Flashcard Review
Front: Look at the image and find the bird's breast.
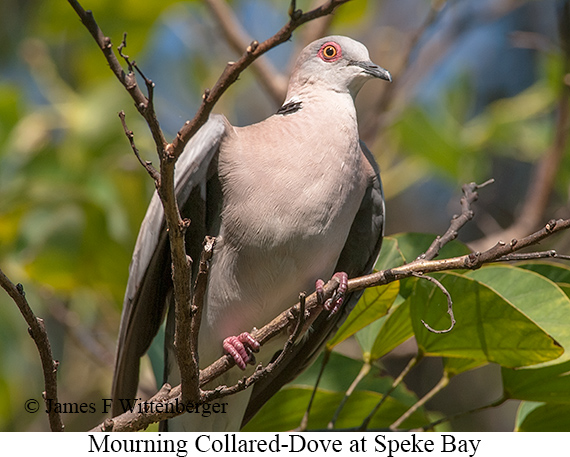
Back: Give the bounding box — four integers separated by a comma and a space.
200, 108, 368, 365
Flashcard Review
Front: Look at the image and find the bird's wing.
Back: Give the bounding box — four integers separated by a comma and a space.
242, 140, 384, 426
111, 114, 227, 416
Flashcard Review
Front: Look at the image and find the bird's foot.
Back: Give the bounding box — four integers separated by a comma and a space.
316, 272, 348, 316
222, 332, 261, 370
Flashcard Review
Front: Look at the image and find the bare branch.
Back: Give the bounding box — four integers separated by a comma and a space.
495, 250, 570, 262
0, 270, 64, 432
420, 179, 494, 261
118, 111, 160, 182
349, 218, 570, 294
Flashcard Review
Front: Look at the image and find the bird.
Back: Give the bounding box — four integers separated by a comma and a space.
111, 35, 390, 431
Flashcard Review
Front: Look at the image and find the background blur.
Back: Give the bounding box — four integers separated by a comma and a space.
0, 0, 568, 431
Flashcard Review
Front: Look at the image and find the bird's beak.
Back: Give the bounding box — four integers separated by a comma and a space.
351, 60, 392, 82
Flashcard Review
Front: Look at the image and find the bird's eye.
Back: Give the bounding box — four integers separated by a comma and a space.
324, 45, 336, 58
318, 42, 341, 62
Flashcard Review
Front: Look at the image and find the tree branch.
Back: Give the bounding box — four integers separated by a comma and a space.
420, 179, 494, 261
0, 269, 64, 432
88, 213, 570, 431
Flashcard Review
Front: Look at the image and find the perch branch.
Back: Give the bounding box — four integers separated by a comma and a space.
90, 214, 570, 431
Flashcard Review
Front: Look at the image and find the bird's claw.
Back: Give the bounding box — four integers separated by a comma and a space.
223, 332, 260, 370
316, 272, 348, 316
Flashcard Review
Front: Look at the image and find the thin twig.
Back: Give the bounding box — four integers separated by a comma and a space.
358, 354, 421, 431
327, 361, 371, 429
118, 111, 160, 182
413, 273, 455, 334
67, 1, 166, 149
293, 348, 331, 432
390, 373, 449, 430
361, 0, 447, 143
495, 250, 570, 262
413, 396, 508, 432
420, 179, 494, 261
0, 270, 64, 432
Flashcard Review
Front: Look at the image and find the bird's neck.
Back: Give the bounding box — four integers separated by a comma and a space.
281, 86, 358, 123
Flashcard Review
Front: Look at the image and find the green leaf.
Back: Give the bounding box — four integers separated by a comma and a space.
502, 360, 570, 403
443, 357, 487, 377
411, 272, 563, 367
327, 281, 399, 349
243, 387, 429, 431
354, 317, 387, 358
466, 265, 570, 366
369, 298, 414, 361
374, 236, 406, 270
294, 352, 423, 407
515, 401, 570, 432
516, 261, 570, 285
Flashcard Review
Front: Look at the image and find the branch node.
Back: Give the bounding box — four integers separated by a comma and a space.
203, 88, 211, 101
247, 40, 259, 54
16, 283, 25, 296
546, 219, 557, 232
466, 251, 480, 268
102, 418, 115, 432
180, 218, 191, 231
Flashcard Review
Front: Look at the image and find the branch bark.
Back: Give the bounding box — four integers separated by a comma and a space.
0, 270, 64, 432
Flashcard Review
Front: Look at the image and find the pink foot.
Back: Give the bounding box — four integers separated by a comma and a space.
315, 272, 348, 316
222, 332, 261, 370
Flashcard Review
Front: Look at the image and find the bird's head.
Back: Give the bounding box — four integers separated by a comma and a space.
288, 35, 391, 99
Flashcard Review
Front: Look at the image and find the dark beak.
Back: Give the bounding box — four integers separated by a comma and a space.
351, 60, 392, 82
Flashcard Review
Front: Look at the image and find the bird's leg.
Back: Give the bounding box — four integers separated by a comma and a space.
222, 332, 261, 370
316, 272, 348, 316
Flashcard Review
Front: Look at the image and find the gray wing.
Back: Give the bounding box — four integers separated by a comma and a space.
242, 140, 384, 425
111, 114, 227, 416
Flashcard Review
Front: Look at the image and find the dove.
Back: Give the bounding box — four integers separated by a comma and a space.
112, 35, 390, 431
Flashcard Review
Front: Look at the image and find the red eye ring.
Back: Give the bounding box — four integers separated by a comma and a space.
318, 42, 342, 62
